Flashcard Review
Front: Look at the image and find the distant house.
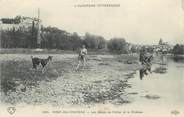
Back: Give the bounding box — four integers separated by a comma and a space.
0, 16, 40, 31
153, 39, 173, 53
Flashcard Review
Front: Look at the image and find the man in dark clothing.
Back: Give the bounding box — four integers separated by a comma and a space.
139, 47, 153, 79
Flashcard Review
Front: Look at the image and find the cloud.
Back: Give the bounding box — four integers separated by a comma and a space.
0, 0, 183, 44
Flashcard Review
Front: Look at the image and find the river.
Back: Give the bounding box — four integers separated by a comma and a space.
124, 58, 184, 115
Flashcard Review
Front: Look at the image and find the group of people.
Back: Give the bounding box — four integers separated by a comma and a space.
76, 45, 153, 80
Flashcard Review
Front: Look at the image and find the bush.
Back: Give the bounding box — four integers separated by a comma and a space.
84, 33, 106, 49
173, 44, 184, 55
107, 38, 127, 53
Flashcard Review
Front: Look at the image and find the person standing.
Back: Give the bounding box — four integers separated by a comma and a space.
76, 45, 87, 70
139, 47, 153, 79
139, 46, 147, 79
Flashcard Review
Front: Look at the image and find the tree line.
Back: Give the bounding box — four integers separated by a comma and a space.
0, 26, 129, 53
0, 25, 183, 55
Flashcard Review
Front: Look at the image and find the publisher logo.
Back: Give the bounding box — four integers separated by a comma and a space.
7, 107, 16, 115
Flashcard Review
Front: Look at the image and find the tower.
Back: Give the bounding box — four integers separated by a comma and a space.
37, 8, 41, 48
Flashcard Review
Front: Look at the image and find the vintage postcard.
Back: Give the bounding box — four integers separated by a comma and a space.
0, 0, 184, 117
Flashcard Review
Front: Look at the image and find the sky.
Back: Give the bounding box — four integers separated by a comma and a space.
0, 0, 184, 45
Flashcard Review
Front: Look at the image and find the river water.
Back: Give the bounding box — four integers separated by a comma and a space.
125, 58, 184, 115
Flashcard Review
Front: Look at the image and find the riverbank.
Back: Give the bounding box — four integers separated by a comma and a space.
0, 54, 140, 106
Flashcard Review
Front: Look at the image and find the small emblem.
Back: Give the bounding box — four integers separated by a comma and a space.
7, 107, 16, 115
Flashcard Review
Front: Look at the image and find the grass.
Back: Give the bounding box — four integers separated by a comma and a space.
0, 48, 112, 55
1, 59, 75, 93
0, 54, 139, 106
0, 48, 76, 54
116, 54, 139, 63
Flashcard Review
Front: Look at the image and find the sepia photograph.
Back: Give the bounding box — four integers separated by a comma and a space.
0, 0, 184, 117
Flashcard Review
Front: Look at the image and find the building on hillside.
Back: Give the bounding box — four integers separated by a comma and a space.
153, 39, 173, 53
0, 16, 40, 31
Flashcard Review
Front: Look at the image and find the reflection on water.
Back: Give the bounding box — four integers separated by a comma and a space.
139, 68, 152, 80
173, 56, 184, 63
127, 57, 184, 109
138, 55, 182, 80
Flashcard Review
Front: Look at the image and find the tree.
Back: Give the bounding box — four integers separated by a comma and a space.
98, 36, 106, 49
159, 38, 163, 45
84, 33, 106, 49
71, 32, 82, 51
173, 44, 184, 55
40, 27, 83, 50
130, 46, 137, 53
107, 38, 127, 53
